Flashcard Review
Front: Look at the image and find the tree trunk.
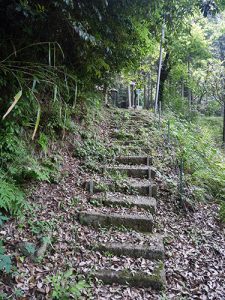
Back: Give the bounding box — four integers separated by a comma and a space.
223, 102, 225, 145
128, 85, 131, 108
158, 52, 171, 108
187, 59, 192, 111
147, 72, 151, 109
150, 79, 154, 109
154, 23, 165, 113
131, 84, 134, 107
181, 81, 184, 98
144, 84, 147, 109
103, 84, 108, 105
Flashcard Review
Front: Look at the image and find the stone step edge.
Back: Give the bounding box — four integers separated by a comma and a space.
114, 156, 153, 166
94, 262, 166, 290
90, 193, 156, 213
92, 238, 165, 260
86, 180, 157, 197
78, 210, 153, 233
104, 166, 156, 179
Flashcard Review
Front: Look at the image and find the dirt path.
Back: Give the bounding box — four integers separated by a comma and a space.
0, 109, 224, 299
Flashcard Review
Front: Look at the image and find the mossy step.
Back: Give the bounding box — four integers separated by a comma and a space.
93, 235, 164, 260
90, 192, 156, 213
86, 179, 157, 197
116, 146, 152, 155
78, 210, 153, 232
115, 156, 152, 166
105, 165, 155, 179
114, 139, 145, 145
124, 125, 152, 130
124, 179, 157, 197
94, 262, 166, 290
111, 131, 135, 140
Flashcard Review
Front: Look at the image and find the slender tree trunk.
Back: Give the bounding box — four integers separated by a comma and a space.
150, 79, 154, 109
181, 81, 184, 98
158, 52, 170, 108
155, 23, 165, 113
103, 84, 108, 105
188, 59, 192, 111
128, 85, 131, 108
131, 84, 134, 107
144, 84, 146, 109
147, 72, 151, 109
223, 102, 225, 145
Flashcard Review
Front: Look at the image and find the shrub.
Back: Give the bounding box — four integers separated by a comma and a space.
169, 115, 225, 201
0, 176, 26, 216
47, 269, 91, 300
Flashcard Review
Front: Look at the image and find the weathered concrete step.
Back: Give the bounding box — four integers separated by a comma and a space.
105, 165, 155, 179
86, 179, 157, 197
114, 139, 144, 145
95, 263, 166, 290
91, 193, 156, 213
125, 179, 157, 197
93, 235, 164, 260
78, 210, 153, 232
111, 131, 135, 140
117, 145, 152, 155
115, 156, 152, 166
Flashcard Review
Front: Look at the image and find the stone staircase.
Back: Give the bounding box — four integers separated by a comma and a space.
78, 111, 166, 292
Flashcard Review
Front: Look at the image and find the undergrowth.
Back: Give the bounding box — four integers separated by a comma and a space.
165, 114, 225, 211
46, 269, 91, 300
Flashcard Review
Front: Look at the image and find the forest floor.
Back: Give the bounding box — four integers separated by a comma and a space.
0, 108, 224, 300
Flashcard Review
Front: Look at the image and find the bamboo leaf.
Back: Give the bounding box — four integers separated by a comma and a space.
32, 104, 41, 140
2, 90, 22, 120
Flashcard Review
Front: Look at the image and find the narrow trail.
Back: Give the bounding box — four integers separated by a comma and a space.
78, 109, 166, 292
1, 108, 224, 299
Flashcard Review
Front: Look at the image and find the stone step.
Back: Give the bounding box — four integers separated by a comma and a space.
111, 131, 135, 140
114, 139, 144, 145
94, 262, 166, 290
105, 165, 155, 179
86, 179, 157, 197
90, 193, 156, 213
124, 125, 151, 131
114, 156, 152, 166
124, 179, 157, 197
93, 234, 164, 260
78, 210, 153, 232
117, 145, 152, 155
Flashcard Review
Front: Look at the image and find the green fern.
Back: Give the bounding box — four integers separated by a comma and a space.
0, 178, 26, 216
0, 241, 12, 273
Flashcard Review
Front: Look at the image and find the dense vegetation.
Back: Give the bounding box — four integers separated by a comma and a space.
0, 0, 225, 298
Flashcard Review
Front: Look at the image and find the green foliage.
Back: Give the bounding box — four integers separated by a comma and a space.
204, 101, 222, 116
0, 241, 12, 274
197, 116, 223, 144
38, 133, 48, 153
107, 170, 128, 182
74, 137, 118, 173
0, 177, 26, 216
0, 292, 7, 300
0, 213, 8, 227
28, 220, 55, 236
24, 243, 36, 256
0, 126, 59, 183
169, 115, 225, 201
47, 269, 90, 300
